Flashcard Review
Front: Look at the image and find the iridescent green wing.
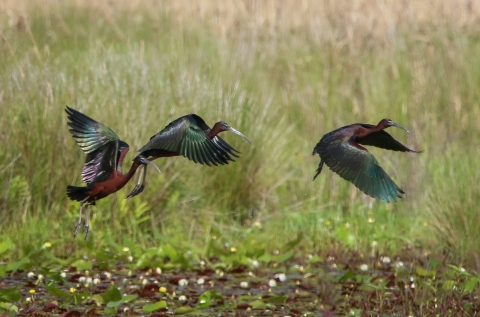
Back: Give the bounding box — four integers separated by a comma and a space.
357, 124, 418, 152
65, 106, 120, 183
139, 115, 232, 166
317, 135, 404, 202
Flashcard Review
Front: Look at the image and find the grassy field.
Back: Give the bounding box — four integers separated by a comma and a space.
1, 0, 480, 314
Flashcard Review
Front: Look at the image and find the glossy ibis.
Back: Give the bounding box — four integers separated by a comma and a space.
65, 106, 161, 239
312, 118, 421, 202
126, 114, 251, 198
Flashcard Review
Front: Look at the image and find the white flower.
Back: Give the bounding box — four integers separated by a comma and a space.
359, 264, 369, 271
240, 281, 249, 288
274, 273, 286, 282
268, 279, 277, 287
197, 278, 205, 285
27, 272, 35, 279
179, 295, 187, 302
178, 279, 188, 286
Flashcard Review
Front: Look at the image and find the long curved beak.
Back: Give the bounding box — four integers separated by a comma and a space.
227, 126, 251, 144
392, 122, 410, 134
145, 160, 162, 174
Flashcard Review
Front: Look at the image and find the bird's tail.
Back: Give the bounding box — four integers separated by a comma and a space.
66, 185, 89, 202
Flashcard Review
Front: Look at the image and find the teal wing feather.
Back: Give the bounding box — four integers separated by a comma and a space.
316, 134, 404, 202
139, 115, 234, 166
65, 106, 121, 183
357, 124, 418, 152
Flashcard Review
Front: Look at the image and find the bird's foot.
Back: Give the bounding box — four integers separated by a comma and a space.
312, 161, 324, 181
84, 225, 90, 241
126, 184, 145, 199
74, 222, 82, 239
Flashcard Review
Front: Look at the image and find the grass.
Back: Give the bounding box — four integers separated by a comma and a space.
0, 2, 480, 312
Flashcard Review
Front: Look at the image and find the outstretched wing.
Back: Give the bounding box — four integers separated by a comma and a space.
316, 134, 404, 202
357, 124, 419, 152
65, 106, 121, 183
139, 115, 234, 166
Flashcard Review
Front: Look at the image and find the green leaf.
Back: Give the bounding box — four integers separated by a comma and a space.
0, 287, 22, 302
335, 227, 355, 248
107, 294, 139, 308
462, 278, 479, 295
0, 239, 14, 256
249, 300, 267, 309
142, 300, 167, 313
0, 265, 5, 279
104, 307, 117, 315
71, 259, 93, 270
338, 269, 355, 282
196, 291, 212, 309
5, 257, 30, 273
174, 306, 195, 314
0, 302, 19, 312
282, 233, 303, 252
443, 280, 455, 291
426, 259, 440, 269
47, 285, 70, 298
270, 250, 294, 263
416, 267, 436, 278
264, 295, 287, 303
101, 286, 122, 303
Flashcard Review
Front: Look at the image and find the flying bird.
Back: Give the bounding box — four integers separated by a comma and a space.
312, 118, 421, 202
65, 106, 160, 239
126, 114, 251, 198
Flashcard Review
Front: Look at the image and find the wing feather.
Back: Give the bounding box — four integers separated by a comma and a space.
139, 115, 236, 166
315, 133, 404, 202
357, 124, 419, 153
65, 106, 122, 183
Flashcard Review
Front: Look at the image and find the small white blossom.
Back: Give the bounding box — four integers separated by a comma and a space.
275, 273, 286, 282
382, 257, 391, 264
155, 267, 162, 275
240, 281, 249, 288
197, 278, 205, 285
360, 264, 369, 271
178, 279, 188, 286
93, 278, 100, 285
27, 272, 35, 279
78, 276, 86, 283
252, 260, 259, 268
60, 272, 67, 278
268, 279, 277, 287
128, 256, 133, 262
179, 295, 187, 302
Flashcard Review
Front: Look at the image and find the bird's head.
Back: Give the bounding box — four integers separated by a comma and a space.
119, 140, 129, 150
216, 122, 251, 144
135, 155, 162, 174
380, 118, 409, 133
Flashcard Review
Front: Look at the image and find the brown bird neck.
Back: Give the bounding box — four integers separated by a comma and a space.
117, 159, 143, 185
356, 122, 388, 139
117, 147, 130, 171
206, 123, 223, 139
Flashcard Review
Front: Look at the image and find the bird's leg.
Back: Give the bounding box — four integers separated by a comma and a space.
312, 161, 324, 181
126, 165, 147, 198
84, 205, 90, 240
74, 199, 87, 238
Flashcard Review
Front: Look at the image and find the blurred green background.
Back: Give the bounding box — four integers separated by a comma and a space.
0, 0, 479, 267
